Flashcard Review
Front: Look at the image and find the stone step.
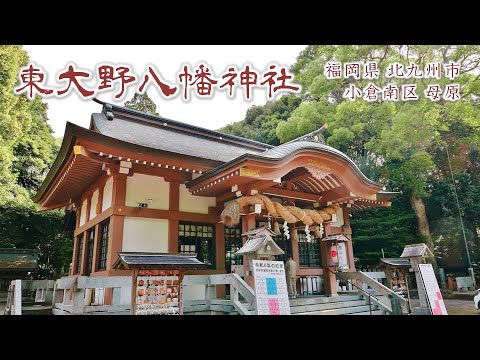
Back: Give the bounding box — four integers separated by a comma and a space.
296, 304, 380, 315
347, 309, 385, 315
289, 295, 363, 307
290, 299, 374, 314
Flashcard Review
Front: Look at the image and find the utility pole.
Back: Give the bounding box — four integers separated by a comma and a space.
445, 145, 476, 287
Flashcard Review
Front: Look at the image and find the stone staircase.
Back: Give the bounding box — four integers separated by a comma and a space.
189, 293, 386, 315
289, 294, 385, 315
182, 274, 394, 315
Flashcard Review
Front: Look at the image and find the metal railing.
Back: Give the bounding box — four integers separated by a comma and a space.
323, 266, 379, 315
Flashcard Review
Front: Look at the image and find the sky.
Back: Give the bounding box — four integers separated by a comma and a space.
23, 45, 306, 137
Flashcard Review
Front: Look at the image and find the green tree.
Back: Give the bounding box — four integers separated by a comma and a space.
351, 194, 423, 268
124, 92, 159, 115
0, 45, 71, 278
219, 94, 302, 145
282, 45, 480, 268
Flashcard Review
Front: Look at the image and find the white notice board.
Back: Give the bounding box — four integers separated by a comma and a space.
252, 260, 291, 315
418, 264, 448, 315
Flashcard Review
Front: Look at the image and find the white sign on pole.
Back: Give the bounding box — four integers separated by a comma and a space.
337, 242, 349, 270
252, 260, 290, 315
418, 264, 448, 315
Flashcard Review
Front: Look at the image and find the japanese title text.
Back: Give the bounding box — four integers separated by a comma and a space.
324, 61, 462, 102
14, 62, 301, 101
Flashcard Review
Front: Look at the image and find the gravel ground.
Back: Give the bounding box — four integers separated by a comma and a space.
410, 298, 479, 315
444, 299, 479, 315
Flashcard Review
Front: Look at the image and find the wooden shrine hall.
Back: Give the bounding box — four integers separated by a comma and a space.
34, 101, 397, 302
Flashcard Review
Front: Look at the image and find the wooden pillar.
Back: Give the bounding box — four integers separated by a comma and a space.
92, 223, 100, 273
290, 225, 301, 295
169, 181, 180, 212
291, 224, 300, 264
96, 186, 104, 215
105, 174, 127, 304
72, 235, 79, 275
216, 222, 226, 299
342, 208, 355, 272
241, 213, 256, 288
85, 195, 92, 223
321, 240, 337, 296
168, 181, 180, 253
169, 220, 179, 252
76, 204, 82, 229
79, 232, 88, 276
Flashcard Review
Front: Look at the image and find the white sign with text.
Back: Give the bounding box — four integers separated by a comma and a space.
418, 264, 448, 315
252, 260, 290, 315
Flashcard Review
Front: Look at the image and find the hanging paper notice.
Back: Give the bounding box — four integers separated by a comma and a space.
252, 260, 291, 315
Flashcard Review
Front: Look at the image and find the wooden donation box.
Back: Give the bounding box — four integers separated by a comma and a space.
113, 252, 205, 315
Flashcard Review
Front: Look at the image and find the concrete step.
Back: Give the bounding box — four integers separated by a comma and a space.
297, 304, 380, 315
289, 295, 363, 307
290, 299, 373, 314
347, 309, 385, 315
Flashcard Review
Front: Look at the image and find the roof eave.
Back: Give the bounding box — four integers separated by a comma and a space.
187, 146, 383, 190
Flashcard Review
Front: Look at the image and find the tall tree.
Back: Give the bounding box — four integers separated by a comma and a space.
0, 45, 71, 278
219, 94, 302, 145
124, 92, 159, 115
282, 45, 480, 268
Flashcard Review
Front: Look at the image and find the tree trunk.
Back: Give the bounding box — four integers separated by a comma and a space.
410, 194, 438, 271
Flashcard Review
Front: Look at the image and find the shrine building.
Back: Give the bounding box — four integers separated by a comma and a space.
34, 101, 396, 303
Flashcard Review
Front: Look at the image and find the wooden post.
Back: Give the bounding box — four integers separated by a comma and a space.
169, 220, 179, 252
241, 213, 256, 288
321, 241, 337, 296
79, 232, 88, 276
216, 222, 226, 299
92, 223, 100, 273
342, 208, 355, 272
96, 186, 104, 215
71, 235, 80, 275
168, 181, 180, 253
131, 269, 138, 315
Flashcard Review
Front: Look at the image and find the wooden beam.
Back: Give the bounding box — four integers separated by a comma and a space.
73, 145, 116, 166
245, 179, 278, 193
216, 191, 237, 205
318, 186, 351, 206
281, 167, 311, 182
262, 188, 322, 202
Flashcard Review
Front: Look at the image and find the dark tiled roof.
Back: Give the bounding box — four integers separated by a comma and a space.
91, 105, 271, 163
114, 252, 205, 270
0, 248, 37, 271
262, 141, 353, 161
379, 258, 412, 268
188, 140, 381, 188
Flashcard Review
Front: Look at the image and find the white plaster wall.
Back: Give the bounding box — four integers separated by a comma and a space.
179, 184, 216, 214
102, 177, 113, 211
79, 199, 87, 226
122, 217, 169, 252
182, 285, 206, 301
126, 173, 169, 210
90, 190, 99, 220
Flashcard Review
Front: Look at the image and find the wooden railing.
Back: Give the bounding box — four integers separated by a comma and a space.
338, 271, 409, 314
182, 273, 255, 315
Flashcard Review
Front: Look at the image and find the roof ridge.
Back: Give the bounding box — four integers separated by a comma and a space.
93, 99, 273, 151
